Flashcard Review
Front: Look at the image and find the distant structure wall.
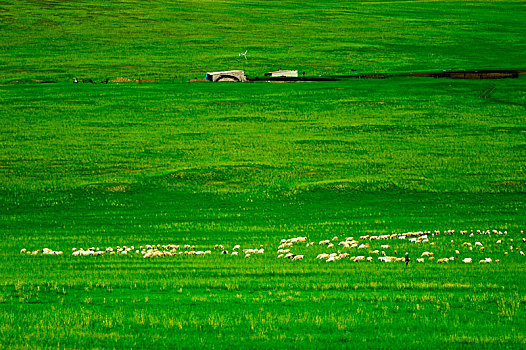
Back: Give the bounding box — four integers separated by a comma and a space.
264, 70, 298, 78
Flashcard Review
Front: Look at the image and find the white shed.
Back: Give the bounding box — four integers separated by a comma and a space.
264, 69, 298, 78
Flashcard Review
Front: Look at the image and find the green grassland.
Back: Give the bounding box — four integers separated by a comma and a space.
1, 0, 526, 348
1, 78, 525, 348
1, 0, 525, 82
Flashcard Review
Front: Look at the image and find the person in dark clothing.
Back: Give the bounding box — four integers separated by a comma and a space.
405, 252, 410, 266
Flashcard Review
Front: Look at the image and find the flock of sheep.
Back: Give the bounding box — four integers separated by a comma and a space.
275, 230, 525, 264
19, 229, 525, 265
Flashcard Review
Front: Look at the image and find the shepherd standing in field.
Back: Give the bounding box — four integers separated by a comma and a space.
405, 252, 410, 266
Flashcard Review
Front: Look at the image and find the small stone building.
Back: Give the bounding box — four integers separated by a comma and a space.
206, 70, 247, 82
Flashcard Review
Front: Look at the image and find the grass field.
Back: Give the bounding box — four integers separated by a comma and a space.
1, 78, 525, 348
1, 0, 525, 82
1, 0, 526, 348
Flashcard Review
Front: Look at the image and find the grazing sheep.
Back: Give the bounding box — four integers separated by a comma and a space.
231, 251, 238, 256
462, 258, 472, 263
381, 245, 390, 249
233, 245, 241, 250
316, 253, 329, 260
277, 254, 284, 258
292, 255, 304, 261
520, 251, 525, 256
378, 256, 396, 262
421, 251, 433, 257
278, 243, 290, 249
416, 258, 424, 263
437, 258, 449, 263
366, 257, 373, 262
